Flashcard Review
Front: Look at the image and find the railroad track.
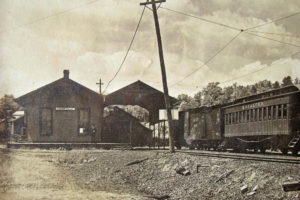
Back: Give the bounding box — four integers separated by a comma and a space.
181, 151, 300, 164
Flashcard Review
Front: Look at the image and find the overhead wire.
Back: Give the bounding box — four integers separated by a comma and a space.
160, 7, 241, 32
244, 31, 300, 48
218, 51, 300, 85
245, 11, 300, 31
246, 30, 300, 39
169, 31, 242, 87
103, 6, 146, 93
147, 6, 300, 89
0, 0, 101, 34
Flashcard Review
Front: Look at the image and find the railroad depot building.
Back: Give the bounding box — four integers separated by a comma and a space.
15, 70, 104, 143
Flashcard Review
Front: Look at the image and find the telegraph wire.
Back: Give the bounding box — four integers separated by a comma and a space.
245, 11, 300, 31
245, 31, 300, 48
160, 7, 241, 32
103, 6, 146, 93
218, 51, 300, 85
169, 31, 242, 87
0, 0, 101, 34
246, 30, 300, 39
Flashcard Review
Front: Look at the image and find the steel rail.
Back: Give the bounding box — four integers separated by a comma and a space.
181, 151, 300, 164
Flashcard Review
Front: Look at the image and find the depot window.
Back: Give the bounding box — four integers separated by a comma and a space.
78, 108, 90, 135
39, 108, 52, 136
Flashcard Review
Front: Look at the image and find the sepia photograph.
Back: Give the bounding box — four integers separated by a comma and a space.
0, 0, 300, 199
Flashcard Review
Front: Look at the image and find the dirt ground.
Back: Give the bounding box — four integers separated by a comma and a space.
0, 146, 300, 200
0, 146, 142, 200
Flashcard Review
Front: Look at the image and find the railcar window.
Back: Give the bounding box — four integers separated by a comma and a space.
232, 113, 235, 124
227, 114, 229, 125
263, 107, 267, 120
247, 110, 250, 122
259, 108, 262, 121
226, 114, 229, 125
283, 104, 287, 119
254, 109, 258, 121
268, 106, 272, 120
272, 105, 276, 120
250, 109, 253, 121
229, 113, 232, 124
239, 111, 243, 123
278, 105, 282, 119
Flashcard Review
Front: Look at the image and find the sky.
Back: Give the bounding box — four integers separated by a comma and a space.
0, 0, 300, 98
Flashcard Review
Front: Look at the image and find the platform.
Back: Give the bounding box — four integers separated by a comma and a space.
7, 142, 131, 149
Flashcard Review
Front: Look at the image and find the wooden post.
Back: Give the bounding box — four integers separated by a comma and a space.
163, 120, 166, 149
129, 120, 133, 148
158, 122, 160, 149
96, 78, 104, 94
140, 0, 175, 152
152, 125, 155, 149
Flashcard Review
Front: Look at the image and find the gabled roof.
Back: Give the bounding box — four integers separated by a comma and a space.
105, 80, 177, 104
16, 73, 101, 105
108, 80, 164, 96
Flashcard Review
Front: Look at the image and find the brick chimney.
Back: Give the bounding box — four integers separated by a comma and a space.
63, 70, 69, 79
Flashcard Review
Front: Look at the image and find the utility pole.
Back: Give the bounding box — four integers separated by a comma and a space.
96, 78, 104, 94
140, 0, 175, 153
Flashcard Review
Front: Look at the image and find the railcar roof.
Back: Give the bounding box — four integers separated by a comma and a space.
222, 84, 300, 109
233, 84, 300, 103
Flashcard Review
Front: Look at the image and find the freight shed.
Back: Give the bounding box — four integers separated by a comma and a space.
102, 107, 152, 147
15, 70, 104, 143
104, 80, 178, 124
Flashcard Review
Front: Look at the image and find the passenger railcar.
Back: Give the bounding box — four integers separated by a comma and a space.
179, 85, 300, 155
223, 85, 300, 154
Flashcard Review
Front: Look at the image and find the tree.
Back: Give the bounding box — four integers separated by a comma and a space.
177, 94, 193, 103
235, 85, 249, 99
250, 85, 257, 95
221, 85, 234, 104
201, 82, 223, 106
273, 81, 280, 89
282, 76, 293, 87
0, 95, 21, 142
193, 91, 202, 107
255, 80, 272, 93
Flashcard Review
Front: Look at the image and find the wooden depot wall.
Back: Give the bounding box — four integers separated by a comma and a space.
16, 71, 104, 143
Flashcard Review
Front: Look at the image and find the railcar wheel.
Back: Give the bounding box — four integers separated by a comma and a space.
260, 148, 266, 154
292, 150, 298, 156
281, 149, 288, 155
